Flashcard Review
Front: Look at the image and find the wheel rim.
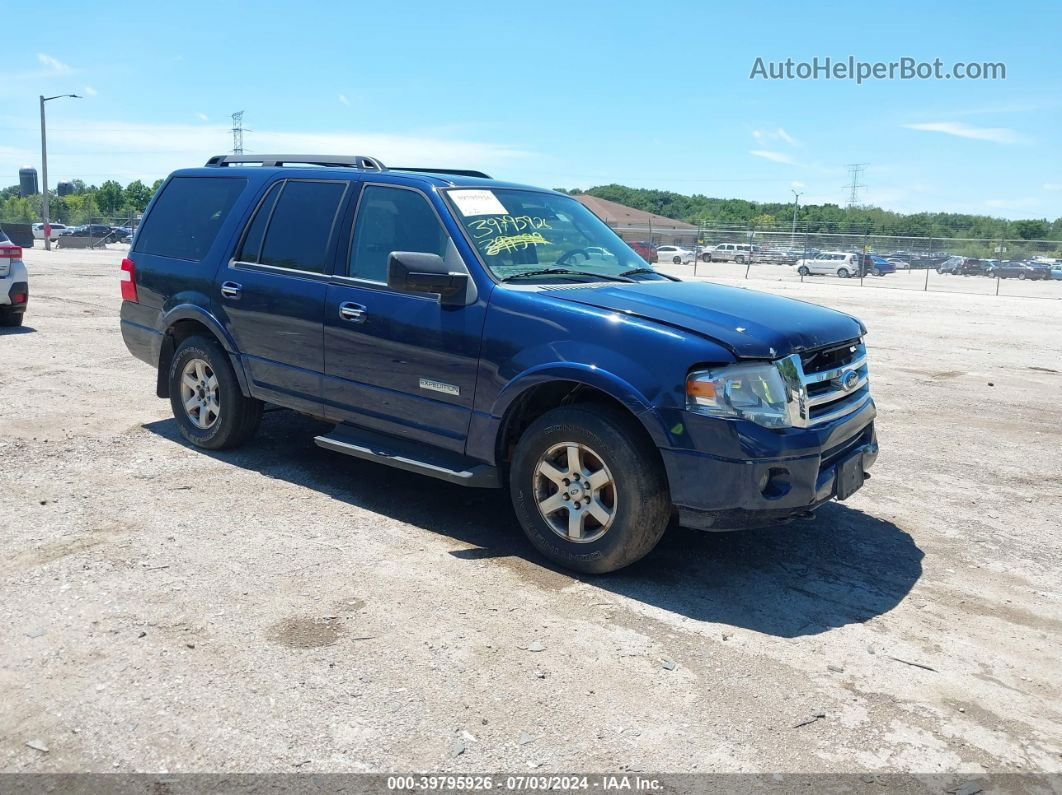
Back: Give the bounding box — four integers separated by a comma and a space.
533, 442, 617, 544
180, 358, 221, 430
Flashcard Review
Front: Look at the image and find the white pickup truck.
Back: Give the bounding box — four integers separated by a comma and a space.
0, 229, 28, 327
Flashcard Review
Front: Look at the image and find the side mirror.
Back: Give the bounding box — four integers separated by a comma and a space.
387, 252, 468, 305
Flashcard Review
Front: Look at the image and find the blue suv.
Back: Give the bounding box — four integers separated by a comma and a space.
120, 155, 878, 573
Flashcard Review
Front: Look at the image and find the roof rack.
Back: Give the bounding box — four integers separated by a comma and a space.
205, 154, 387, 170
389, 167, 492, 179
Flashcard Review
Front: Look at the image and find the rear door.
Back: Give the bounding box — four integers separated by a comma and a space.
219, 178, 351, 414
322, 183, 485, 454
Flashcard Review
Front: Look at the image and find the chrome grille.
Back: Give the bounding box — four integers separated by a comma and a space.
779, 339, 871, 427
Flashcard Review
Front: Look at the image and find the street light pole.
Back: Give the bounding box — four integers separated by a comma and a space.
790, 189, 802, 247
39, 93, 81, 252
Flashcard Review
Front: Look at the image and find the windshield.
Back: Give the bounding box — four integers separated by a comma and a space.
445, 188, 665, 282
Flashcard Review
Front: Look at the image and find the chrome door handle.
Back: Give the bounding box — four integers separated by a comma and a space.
220, 281, 242, 299
339, 302, 366, 322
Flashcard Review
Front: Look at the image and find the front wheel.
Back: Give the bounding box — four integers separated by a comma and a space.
672, 256, 682, 265
168, 335, 263, 450
509, 405, 671, 574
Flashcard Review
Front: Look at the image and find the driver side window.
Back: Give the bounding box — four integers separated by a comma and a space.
348, 185, 448, 282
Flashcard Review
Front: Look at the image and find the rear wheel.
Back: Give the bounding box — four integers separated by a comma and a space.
509, 405, 671, 574
837, 267, 851, 278
797, 265, 810, 276
701, 253, 711, 263
168, 335, 263, 450
735, 255, 746, 264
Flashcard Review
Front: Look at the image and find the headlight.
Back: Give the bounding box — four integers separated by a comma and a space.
686, 362, 793, 428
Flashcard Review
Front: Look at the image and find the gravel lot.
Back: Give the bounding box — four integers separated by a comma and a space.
2, 246, 1060, 775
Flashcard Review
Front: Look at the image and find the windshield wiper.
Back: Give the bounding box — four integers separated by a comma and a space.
500, 268, 633, 283
618, 267, 680, 282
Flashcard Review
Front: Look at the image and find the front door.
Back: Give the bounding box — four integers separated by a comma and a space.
322, 183, 485, 454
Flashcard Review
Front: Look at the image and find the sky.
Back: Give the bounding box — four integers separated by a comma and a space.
2, 0, 1060, 220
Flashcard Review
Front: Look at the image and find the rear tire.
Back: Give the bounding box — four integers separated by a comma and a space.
797, 265, 810, 276
168, 335, 263, 450
701, 253, 711, 263
509, 405, 671, 574
838, 267, 850, 278
735, 255, 745, 264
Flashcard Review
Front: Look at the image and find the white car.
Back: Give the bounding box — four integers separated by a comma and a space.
704, 243, 757, 263
794, 251, 861, 278
0, 229, 28, 326
655, 245, 695, 265
31, 223, 72, 240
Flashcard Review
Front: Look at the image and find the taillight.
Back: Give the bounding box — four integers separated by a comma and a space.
120, 258, 138, 302
0, 245, 21, 260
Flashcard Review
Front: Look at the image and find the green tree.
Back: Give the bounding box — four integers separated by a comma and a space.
96, 180, 125, 215
124, 180, 153, 211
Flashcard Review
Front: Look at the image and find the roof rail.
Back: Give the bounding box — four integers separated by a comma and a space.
204, 154, 387, 170
389, 167, 492, 179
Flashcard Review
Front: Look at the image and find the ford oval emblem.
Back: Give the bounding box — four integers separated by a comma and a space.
842, 370, 859, 391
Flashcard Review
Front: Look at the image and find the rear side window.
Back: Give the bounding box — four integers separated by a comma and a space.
254, 181, 347, 273
134, 176, 246, 261
235, 182, 282, 263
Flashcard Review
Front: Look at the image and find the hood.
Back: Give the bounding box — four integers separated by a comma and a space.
543, 280, 864, 358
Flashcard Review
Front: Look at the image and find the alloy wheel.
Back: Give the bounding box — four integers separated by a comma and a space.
533, 442, 617, 543
180, 358, 221, 430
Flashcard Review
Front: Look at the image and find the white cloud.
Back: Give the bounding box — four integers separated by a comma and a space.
338, 94, 351, 106
903, 121, 1022, 144
1043, 183, 1062, 191
25, 119, 531, 181
985, 198, 1038, 209
752, 127, 799, 147
790, 180, 805, 189
83, 85, 98, 96
195, 112, 209, 121
37, 53, 71, 73
749, 149, 796, 165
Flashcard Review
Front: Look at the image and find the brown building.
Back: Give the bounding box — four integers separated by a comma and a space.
572, 194, 699, 246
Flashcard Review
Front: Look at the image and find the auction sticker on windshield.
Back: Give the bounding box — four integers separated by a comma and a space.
449, 189, 508, 217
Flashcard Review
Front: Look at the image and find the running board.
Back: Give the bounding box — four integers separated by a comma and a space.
314, 425, 500, 488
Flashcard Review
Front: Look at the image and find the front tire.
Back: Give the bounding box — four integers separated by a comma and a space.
168, 335, 263, 450
509, 405, 671, 574
672, 256, 682, 265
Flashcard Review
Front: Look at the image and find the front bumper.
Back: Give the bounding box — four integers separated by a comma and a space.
660, 399, 878, 531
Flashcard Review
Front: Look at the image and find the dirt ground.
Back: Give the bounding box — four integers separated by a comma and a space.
1, 246, 1060, 775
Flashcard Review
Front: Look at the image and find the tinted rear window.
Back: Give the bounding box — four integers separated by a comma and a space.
257, 180, 347, 273
134, 176, 246, 261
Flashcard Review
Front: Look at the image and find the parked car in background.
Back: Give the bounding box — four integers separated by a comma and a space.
857, 254, 897, 277
71, 224, 121, 240
794, 251, 861, 278
1050, 264, 1062, 281
627, 240, 657, 263
656, 245, 695, 265
32, 223, 72, 240
885, 257, 910, 269
704, 243, 756, 263
937, 256, 990, 276
0, 228, 28, 327
992, 260, 1049, 280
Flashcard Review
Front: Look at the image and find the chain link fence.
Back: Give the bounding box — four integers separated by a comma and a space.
605, 222, 1062, 300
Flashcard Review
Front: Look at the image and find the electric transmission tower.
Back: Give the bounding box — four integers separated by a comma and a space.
844, 163, 867, 210
231, 111, 246, 154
